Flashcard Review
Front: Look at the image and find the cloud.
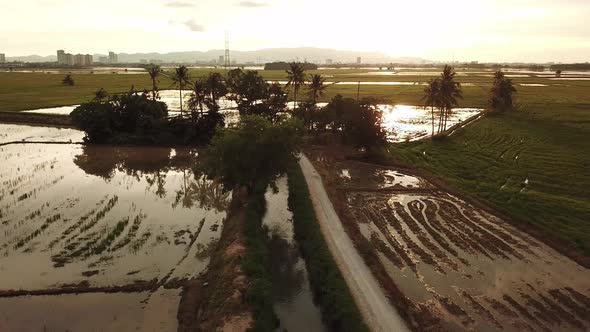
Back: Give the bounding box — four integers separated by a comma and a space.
165, 1, 195, 7
236, 1, 269, 8
183, 19, 206, 32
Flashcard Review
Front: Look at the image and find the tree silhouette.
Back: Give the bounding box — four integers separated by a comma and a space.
421, 79, 441, 138
62, 74, 75, 86
489, 70, 517, 112
93, 88, 109, 102
308, 74, 327, 104
188, 79, 207, 118
438, 65, 463, 133
205, 72, 228, 111
171, 65, 190, 116
147, 64, 162, 100
286, 62, 306, 111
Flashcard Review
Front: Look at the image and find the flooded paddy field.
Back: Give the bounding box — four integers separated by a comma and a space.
0, 132, 228, 330
19, 98, 481, 143
263, 177, 328, 332
0, 124, 84, 144
306, 148, 590, 332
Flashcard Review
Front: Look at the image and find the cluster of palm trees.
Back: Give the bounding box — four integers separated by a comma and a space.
146, 64, 228, 118
144, 62, 329, 124
422, 65, 463, 137
285, 63, 328, 110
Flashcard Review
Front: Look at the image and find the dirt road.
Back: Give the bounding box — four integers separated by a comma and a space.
299, 154, 409, 332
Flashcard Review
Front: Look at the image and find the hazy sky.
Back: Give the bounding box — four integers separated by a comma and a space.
1, 0, 589, 62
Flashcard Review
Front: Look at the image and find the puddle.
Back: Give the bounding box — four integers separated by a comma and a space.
263, 177, 328, 332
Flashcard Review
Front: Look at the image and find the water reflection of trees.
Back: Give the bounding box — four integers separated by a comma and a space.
74, 146, 228, 211
267, 229, 306, 303
173, 169, 230, 211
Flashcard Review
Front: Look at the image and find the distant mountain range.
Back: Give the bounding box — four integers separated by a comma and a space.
6, 47, 428, 64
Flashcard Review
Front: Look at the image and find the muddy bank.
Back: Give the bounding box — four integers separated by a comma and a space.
183, 189, 254, 331
305, 145, 590, 332
0, 111, 73, 127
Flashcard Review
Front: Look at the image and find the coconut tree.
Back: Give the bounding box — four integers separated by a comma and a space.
205, 72, 228, 111
171, 65, 190, 116
421, 78, 441, 138
147, 64, 162, 100
438, 65, 463, 133
285, 62, 306, 111
489, 70, 517, 112
188, 79, 207, 117
308, 74, 327, 104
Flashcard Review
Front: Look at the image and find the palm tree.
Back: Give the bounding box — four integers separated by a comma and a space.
205, 72, 228, 111
308, 74, 327, 104
93, 88, 108, 102
438, 65, 463, 133
171, 65, 190, 116
489, 70, 517, 112
147, 64, 162, 100
285, 62, 306, 111
422, 79, 440, 138
188, 79, 207, 117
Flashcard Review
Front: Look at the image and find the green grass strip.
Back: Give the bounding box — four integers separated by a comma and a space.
287, 164, 370, 332
242, 193, 279, 331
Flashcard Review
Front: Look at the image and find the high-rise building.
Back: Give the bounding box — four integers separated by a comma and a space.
0, 53, 5, 63
356, 57, 361, 65
74, 54, 84, 66
108, 51, 118, 64
85, 54, 93, 65
65, 53, 74, 66
98, 56, 108, 63
218, 55, 224, 64
57, 50, 66, 64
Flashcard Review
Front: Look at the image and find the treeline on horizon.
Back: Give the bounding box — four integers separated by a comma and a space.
3, 61, 590, 71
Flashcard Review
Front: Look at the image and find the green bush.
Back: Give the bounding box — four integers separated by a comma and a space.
287, 164, 369, 332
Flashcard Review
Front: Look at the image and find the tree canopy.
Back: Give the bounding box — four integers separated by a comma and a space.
489, 70, 517, 112
200, 115, 303, 193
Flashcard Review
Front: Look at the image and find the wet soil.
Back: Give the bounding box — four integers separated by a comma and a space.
305, 145, 590, 332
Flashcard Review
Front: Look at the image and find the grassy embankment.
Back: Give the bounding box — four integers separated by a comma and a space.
242, 193, 278, 331
390, 90, 590, 256
287, 164, 369, 332
2, 68, 588, 111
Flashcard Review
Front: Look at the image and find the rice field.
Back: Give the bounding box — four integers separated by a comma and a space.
0, 125, 229, 330
306, 149, 590, 332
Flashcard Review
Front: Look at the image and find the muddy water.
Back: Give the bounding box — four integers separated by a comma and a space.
0, 137, 228, 330
0, 124, 84, 144
326, 159, 590, 332
0, 289, 181, 332
263, 177, 328, 332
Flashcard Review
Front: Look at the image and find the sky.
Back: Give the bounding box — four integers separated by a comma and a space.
1, 0, 589, 62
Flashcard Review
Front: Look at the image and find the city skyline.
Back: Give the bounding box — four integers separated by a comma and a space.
1, 0, 589, 63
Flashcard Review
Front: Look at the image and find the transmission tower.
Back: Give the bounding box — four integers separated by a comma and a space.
224, 31, 231, 69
